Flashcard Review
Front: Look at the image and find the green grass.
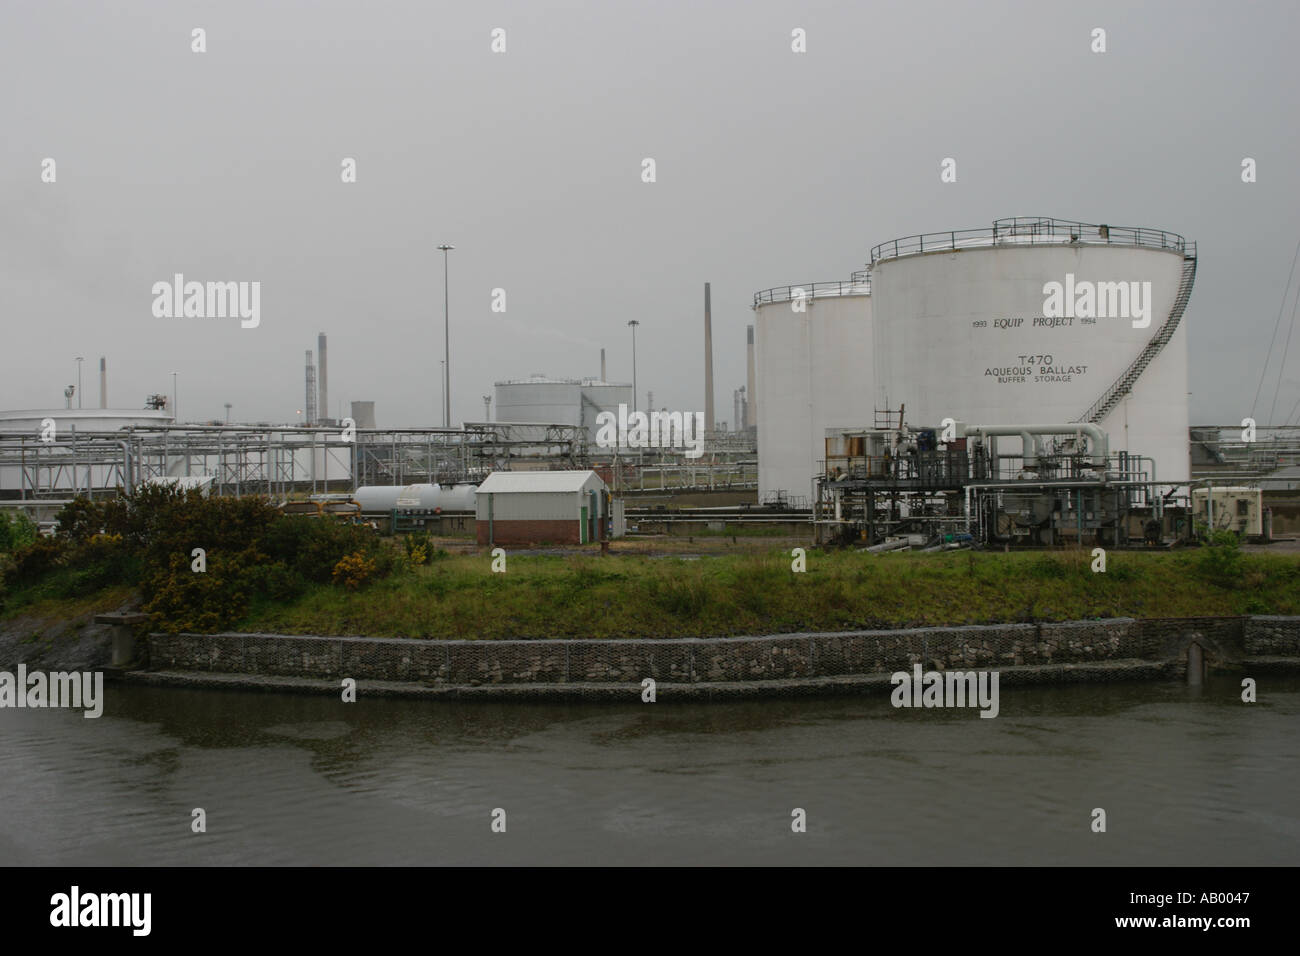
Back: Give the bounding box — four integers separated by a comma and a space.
0, 584, 136, 623
228, 547, 1300, 639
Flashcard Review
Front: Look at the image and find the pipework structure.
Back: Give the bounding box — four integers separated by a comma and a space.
0, 422, 590, 504
814, 412, 1191, 548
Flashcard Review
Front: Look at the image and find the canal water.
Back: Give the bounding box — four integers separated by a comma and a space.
2, 676, 1296, 865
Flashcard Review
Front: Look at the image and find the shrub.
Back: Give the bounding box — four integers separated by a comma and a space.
263, 516, 382, 583
3, 537, 68, 588
55, 497, 106, 542
0, 512, 38, 553
243, 561, 308, 602
141, 550, 260, 633
402, 532, 435, 566
333, 551, 378, 591
1197, 530, 1244, 586
5, 488, 398, 628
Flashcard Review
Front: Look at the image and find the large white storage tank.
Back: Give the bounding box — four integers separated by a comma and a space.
494, 376, 583, 427
870, 218, 1195, 482
752, 276, 874, 503
493, 375, 632, 445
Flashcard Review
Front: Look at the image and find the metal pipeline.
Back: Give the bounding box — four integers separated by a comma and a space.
116, 440, 134, 493
964, 422, 1109, 469
963, 478, 1185, 536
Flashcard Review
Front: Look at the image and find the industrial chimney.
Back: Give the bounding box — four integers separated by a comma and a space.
99, 356, 107, 409
600, 348, 606, 382
305, 350, 317, 425
317, 333, 328, 424
704, 282, 714, 433
746, 325, 756, 429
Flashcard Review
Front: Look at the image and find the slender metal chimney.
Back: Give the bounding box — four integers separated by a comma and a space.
305, 350, 317, 425
600, 348, 606, 382
99, 356, 107, 409
704, 283, 714, 433
746, 325, 756, 429
317, 333, 328, 424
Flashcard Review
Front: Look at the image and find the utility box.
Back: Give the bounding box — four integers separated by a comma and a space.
611, 498, 627, 538
1193, 487, 1263, 536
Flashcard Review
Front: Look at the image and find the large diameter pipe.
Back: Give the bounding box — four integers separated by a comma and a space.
865, 537, 910, 554
963, 422, 1109, 467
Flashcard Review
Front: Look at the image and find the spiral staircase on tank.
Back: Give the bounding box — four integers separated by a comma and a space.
1078, 245, 1198, 425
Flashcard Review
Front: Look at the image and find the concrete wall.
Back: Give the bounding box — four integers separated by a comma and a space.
144, 617, 1295, 690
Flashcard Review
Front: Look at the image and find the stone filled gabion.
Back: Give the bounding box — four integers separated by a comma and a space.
140, 616, 1292, 694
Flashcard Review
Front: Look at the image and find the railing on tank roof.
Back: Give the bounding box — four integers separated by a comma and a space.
869, 217, 1188, 264
752, 274, 871, 307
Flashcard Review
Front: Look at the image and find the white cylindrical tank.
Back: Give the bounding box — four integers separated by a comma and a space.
870, 220, 1192, 481
752, 278, 873, 502
578, 382, 634, 440
494, 375, 633, 444
494, 377, 582, 427
354, 483, 478, 512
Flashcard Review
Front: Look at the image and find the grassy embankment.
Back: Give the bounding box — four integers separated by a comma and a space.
234, 546, 1300, 639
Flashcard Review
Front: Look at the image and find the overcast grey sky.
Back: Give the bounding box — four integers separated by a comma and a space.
2, 0, 1298, 427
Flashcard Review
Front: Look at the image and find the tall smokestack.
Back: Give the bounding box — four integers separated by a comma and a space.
99, 356, 107, 409
746, 325, 756, 429
305, 350, 317, 425
317, 332, 328, 424
704, 282, 714, 433
600, 348, 606, 382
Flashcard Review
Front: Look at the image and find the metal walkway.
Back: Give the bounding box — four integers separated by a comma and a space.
1080, 245, 1198, 424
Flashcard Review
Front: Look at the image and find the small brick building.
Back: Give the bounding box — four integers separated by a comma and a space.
475, 470, 613, 546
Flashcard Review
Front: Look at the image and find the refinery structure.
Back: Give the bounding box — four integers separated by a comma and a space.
755, 217, 1194, 502
3, 216, 1299, 545
752, 216, 1297, 545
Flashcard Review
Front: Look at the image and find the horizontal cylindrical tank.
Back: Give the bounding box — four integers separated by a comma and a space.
752, 280, 874, 501
871, 229, 1191, 481
353, 483, 478, 512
